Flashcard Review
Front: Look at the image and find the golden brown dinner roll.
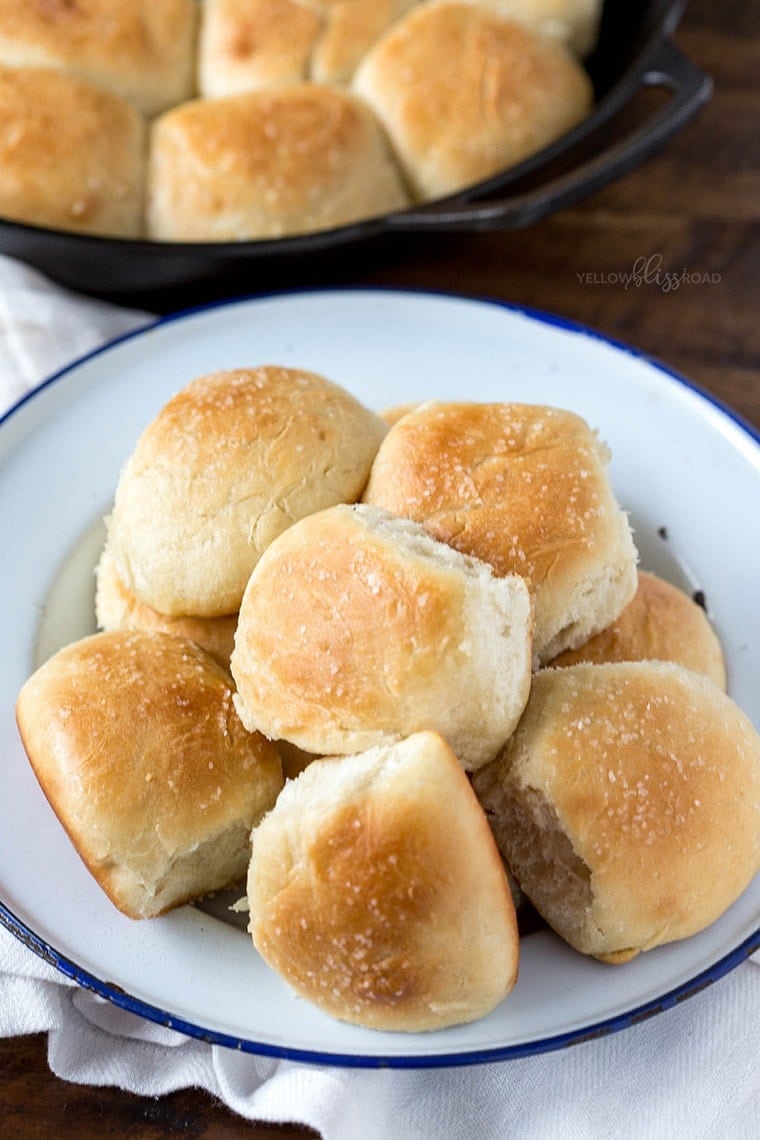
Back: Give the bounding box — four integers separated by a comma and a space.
95, 545, 238, 671
469, 0, 603, 57
248, 731, 519, 1031
352, 2, 593, 200
231, 503, 533, 771
199, 0, 419, 95
363, 401, 638, 664
0, 65, 144, 238
473, 661, 760, 962
147, 84, 409, 242
0, 0, 197, 118
310, 0, 419, 84
107, 366, 387, 618
198, 0, 321, 97
550, 570, 727, 689
15, 631, 284, 920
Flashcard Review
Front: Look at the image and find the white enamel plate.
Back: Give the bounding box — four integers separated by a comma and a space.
1, 289, 758, 1067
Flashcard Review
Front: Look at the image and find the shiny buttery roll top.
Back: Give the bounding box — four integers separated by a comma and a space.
95, 545, 238, 672
230, 503, 533, 771
106, 366, 388, 618
147, 84, 410, 241
352, 2, 593, 200
0, 0, 197, 118
15, 630, 284, 920
550, 570, 727, 689
0, 64, 145, 238
363, 400, 638, 665
248, 731, 519, 1031
473, 661, 760, 962
198, 0, 418, 95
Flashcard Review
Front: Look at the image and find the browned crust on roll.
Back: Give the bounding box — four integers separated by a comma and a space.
199, 0, 322, 96
0, 0, 197, 117
107, 366, 388, 618
16, 630, 284, 919
200, 0, 416, 94
230, 503, 533, 771
311, 0, 418, 84
473, 661, 760, 961
352, 3, 593, 200
549, 570, 727, 689
147, 84, 409, 241
363, 400, 637, 663
0, 64, 145, 237
248, 731, 519, 1031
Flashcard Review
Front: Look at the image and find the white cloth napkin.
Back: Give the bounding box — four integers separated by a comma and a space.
1, 254, 758, 1139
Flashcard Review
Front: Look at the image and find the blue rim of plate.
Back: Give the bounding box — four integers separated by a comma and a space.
1, 285, 759, 1069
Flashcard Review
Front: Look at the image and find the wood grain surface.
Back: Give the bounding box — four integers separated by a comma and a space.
1, 0, 757, 1134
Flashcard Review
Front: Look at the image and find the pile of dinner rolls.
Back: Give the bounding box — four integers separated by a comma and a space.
16, 365, 760, 1034
0, 0, 598, 241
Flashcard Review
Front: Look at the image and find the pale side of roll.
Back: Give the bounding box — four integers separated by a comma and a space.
16, 631, 284, 920
363, 400, 638, 665
231, 503, 533, 771
107, 366, 388, 618
95, 545, 238, 671
473, 661, 760, 962
248, 731, 519, 1031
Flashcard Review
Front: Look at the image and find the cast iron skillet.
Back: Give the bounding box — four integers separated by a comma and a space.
0, 0, 710, 308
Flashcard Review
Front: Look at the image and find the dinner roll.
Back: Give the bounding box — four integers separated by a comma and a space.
550, 570, 727, 689
0, 0, 197, 118
248, 731, 519, 1031
469, 0, 603, 57
231, 503, 533, 771
198, 0, 321, 96
310, 0, 419, 85
107, 366, 387, 618
473, 662, 760, 962
363, 401, 638, 664
352, 2, 593, 200
95, 545, 238, 671
199, 0, 419, 95
15, 631, 284, 920
0, 65, 144, 238
147, 84, 409, 242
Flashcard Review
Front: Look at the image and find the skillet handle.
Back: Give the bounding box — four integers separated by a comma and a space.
385, 40, 711, 233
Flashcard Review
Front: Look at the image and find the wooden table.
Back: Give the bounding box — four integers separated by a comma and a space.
1, 0, 757, 1134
